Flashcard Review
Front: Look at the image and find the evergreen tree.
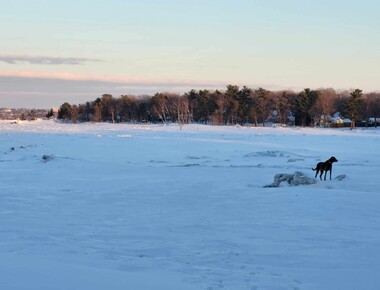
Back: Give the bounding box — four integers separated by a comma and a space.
46, 108, 54, 119
236, 86, 253, 125
224, 85, 240, 124
294, 88, 319, 126
252, 88, 270, 126
345, 89, 363, 129
57, 102, 72, 121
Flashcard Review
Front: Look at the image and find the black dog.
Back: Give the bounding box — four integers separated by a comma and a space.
312, 156, 338, 180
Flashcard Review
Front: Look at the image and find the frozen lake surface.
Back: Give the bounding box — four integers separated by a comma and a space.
1, 120, 380, 290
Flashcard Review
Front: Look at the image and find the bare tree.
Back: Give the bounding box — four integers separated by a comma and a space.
150, 93, 169, 124
362, 92, 380, 127
93, 98, 103, 122
211, 93, 227, 125
71, 105, 78, 123
268, 90, 293, 125
371, 93, 380, 127
177, 95, 190, 127
314, 88, 337, 127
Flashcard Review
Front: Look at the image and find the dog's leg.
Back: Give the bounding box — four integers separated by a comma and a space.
330, 169, 332, 180
319, 171, 323, 180
324, 170, 327, 180
315, 170, 319, 178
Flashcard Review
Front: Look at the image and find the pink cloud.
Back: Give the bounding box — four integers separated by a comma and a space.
0, 70, 231, 108
0, 55, 102, 65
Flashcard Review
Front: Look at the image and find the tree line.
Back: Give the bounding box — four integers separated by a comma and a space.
57, 86, 380, 128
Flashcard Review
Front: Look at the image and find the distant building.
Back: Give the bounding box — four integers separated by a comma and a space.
0, 108, 50, 120
328, 112, 351, 127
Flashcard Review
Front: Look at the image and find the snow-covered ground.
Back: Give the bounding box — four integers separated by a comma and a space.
1, 120, 380, 290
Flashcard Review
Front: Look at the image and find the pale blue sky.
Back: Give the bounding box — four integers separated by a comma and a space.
1, 0, 379, 108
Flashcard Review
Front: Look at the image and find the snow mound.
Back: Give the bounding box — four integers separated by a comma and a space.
264, 171, 316, 187
42, 154, 54, 162
334, 174, 347, 181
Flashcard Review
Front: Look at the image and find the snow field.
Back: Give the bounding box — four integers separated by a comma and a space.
1, 120, 380, 290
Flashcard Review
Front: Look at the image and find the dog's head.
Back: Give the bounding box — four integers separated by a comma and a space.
329, 156, 338, 163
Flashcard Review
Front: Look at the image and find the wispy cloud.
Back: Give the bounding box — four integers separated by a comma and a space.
0, 70, 225, 88
0, 55, 103, 65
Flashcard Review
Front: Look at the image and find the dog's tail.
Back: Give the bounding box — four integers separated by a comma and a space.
312, 167, 316, 171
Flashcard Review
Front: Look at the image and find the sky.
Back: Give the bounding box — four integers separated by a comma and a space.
1, 0, 379, 108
